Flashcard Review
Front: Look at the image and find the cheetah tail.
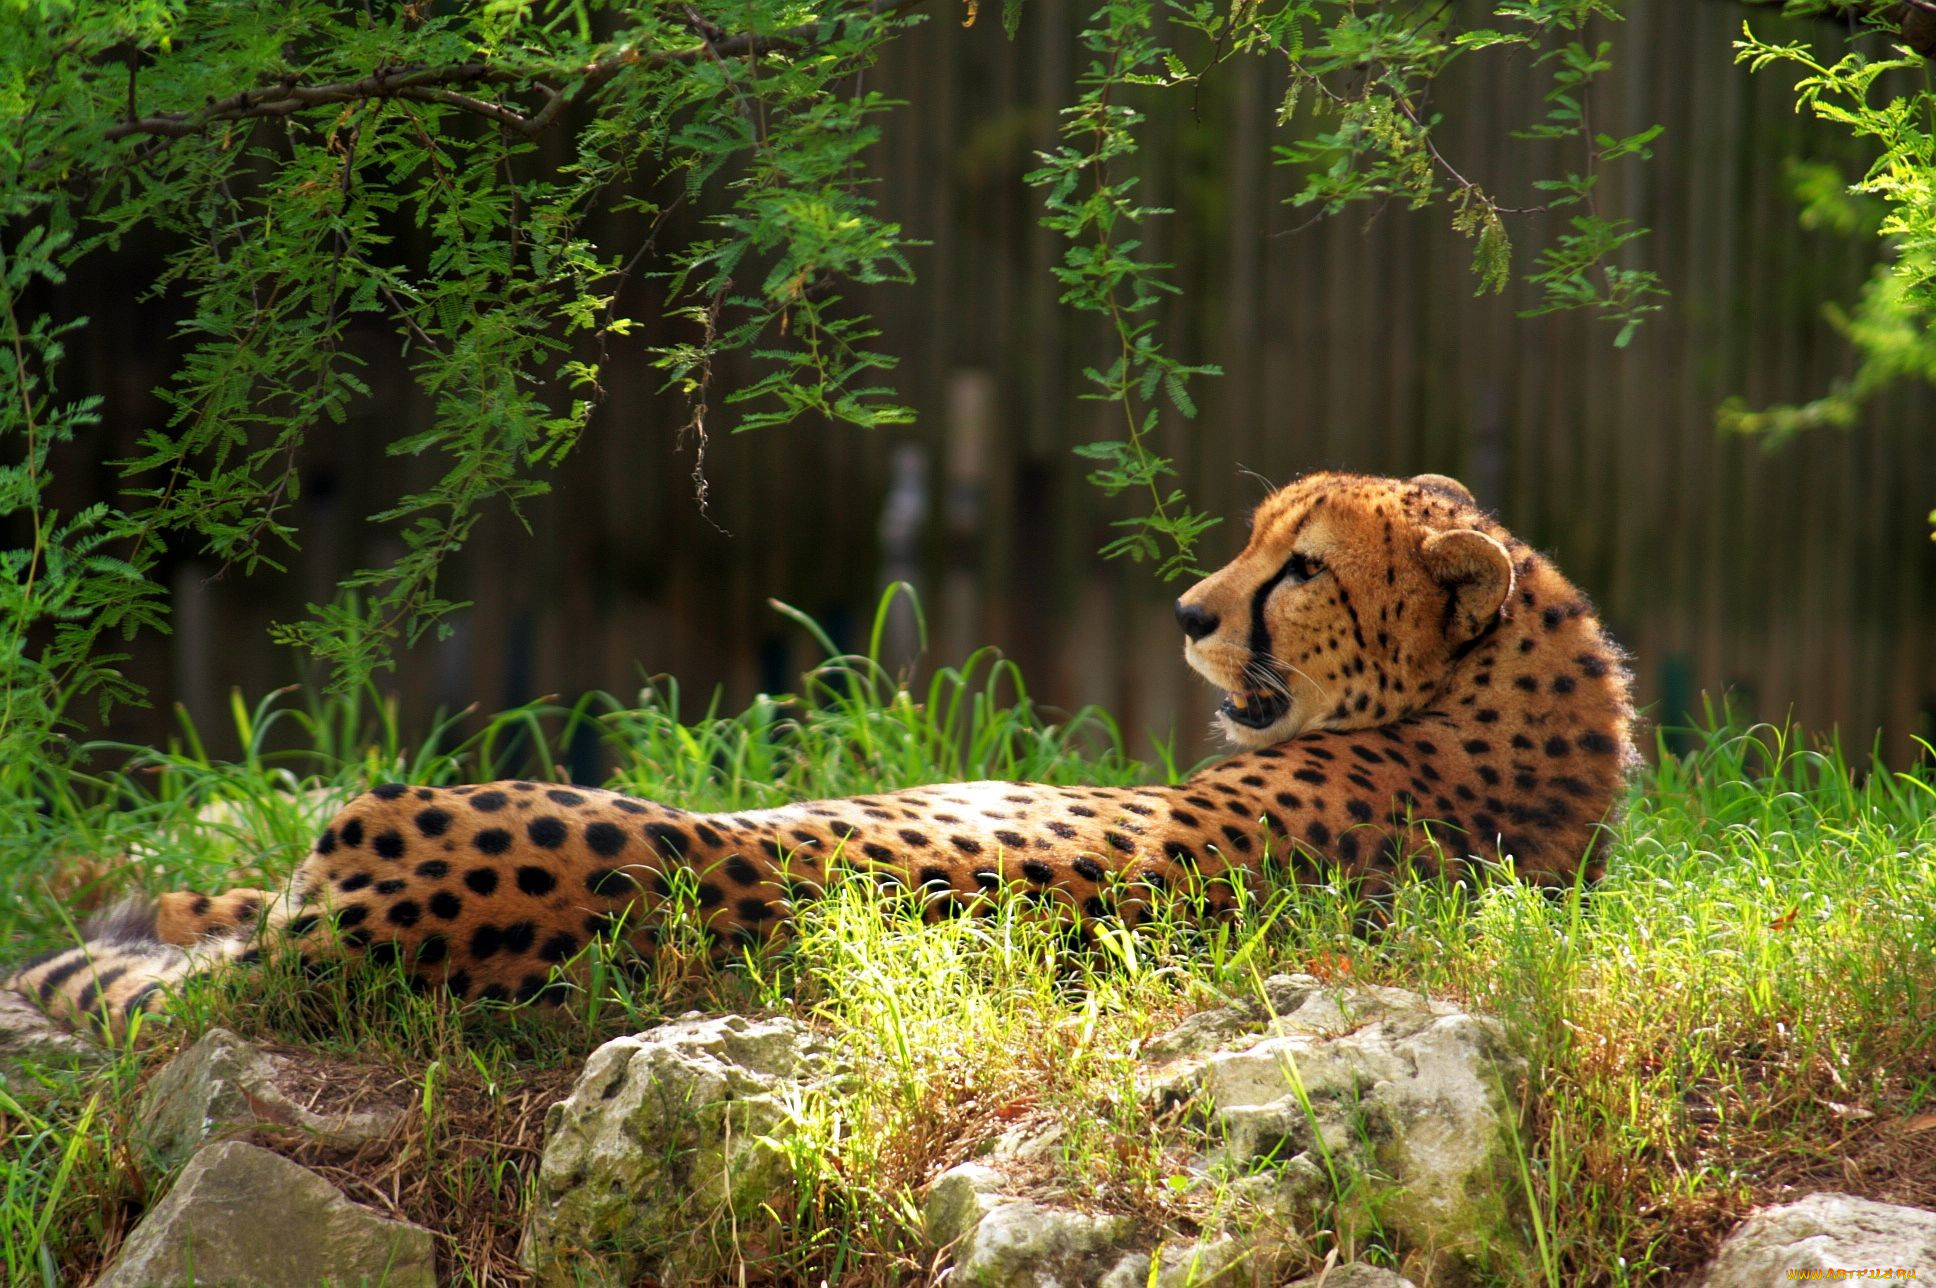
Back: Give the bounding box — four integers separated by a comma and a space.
6, 886, 281, 1040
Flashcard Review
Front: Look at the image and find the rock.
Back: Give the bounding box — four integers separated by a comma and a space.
137, 1027, 408, 1168
1287, 1265, 1418, 1288
522, 1012, 835, 1286
1698, 1191, 1936, 1286
926, 977, 1522, 1286
95, 1139, 435, 1287
926, 1162, 1010, 1249
1143, 974, 1528, 1282
1143, 1235, 1251, 1286
947, 1198, 1140, 1288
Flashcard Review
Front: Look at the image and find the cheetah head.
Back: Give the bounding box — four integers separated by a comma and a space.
1175, 472, 1517, 748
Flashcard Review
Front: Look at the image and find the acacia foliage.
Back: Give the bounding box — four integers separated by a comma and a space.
1, 0, 1655, 763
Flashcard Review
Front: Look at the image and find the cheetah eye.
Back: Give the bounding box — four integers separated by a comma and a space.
1284, 552, 1322, 585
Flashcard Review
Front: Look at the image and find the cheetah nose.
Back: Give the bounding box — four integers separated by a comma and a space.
1175, 600, 1220, 641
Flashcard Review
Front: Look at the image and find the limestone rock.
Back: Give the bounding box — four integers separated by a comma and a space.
1698, 1191, 1936, 1287
522, 1012, 835, 1286
927, 978, 1522, 1286
947, 1198, 1140, 1288
1286, 1265, 1418, 1288
137, 1027, 407, 1168
1140, 1235, 1251, 1287
1144, 974, 1528, 1281
926, 1162, 1010, 1249
95, 1139, 435, 1288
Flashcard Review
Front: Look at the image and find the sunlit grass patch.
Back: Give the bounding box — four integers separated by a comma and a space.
2, 608, 1932, 1285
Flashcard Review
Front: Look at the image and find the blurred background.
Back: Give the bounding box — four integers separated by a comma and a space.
44, 0, 1936, 769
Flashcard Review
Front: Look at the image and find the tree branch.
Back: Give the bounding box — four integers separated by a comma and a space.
104, 0, 929, 143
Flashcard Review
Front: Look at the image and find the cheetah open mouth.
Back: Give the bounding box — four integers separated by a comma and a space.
1219, 687, 1291, 731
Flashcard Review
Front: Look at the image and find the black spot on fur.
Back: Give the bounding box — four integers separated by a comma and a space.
429, 891, 462, 919
416, 808, 451, 838
415, 934, 448, 965
516, 866, 558, 897
339, 872, 373, 893
586, 867, 632, 897
372, 783, 408, 801
373, 830, 406, 860
646, 823, 689, 857
341, 819, 365, 848
474, 829, 512, 856
388, 900, 422, 927
316, 828, 338, 856
470, 791, 508, 813
527, 817, 567, 849
414, 859, 450, 880
1345, 799, 1373, 823
540, 931, 580, 963
464, 868, 499, 895
584, 822, 627, 857
1020, 859, 1055, 883
547, 789, 585, 808
1071, 856, 1104, 882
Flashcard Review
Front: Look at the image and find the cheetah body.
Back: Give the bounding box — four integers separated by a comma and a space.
13, 472, 1635, 1029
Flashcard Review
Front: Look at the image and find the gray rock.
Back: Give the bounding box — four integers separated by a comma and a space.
95, 1139, 435, 1287
1287, 1265, 1418, 1288
1698, 1191, 1936, 1286
1144, 974, 1528, 1281
1144, 1235, 1252, 1286
948, 1199, 1140, 1288
522, 1012, 835, 1286
138, 1027, 407, 1167
926, 1162, 1010, 1249
926, 977, 1521, 1287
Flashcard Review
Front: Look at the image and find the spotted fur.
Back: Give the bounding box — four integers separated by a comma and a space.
10, 472, 1635, 1033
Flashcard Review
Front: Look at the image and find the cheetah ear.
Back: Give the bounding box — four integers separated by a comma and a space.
1421, 528, 1514, 645
1410, 473, 1477, 506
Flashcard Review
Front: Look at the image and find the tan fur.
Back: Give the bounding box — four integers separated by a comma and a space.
10, 472, 1635, 1033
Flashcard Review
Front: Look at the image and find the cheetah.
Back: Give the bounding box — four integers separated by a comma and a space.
11, 471, 1635, 1032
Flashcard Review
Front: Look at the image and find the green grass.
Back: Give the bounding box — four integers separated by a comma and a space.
2, 608, 1932, 1285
